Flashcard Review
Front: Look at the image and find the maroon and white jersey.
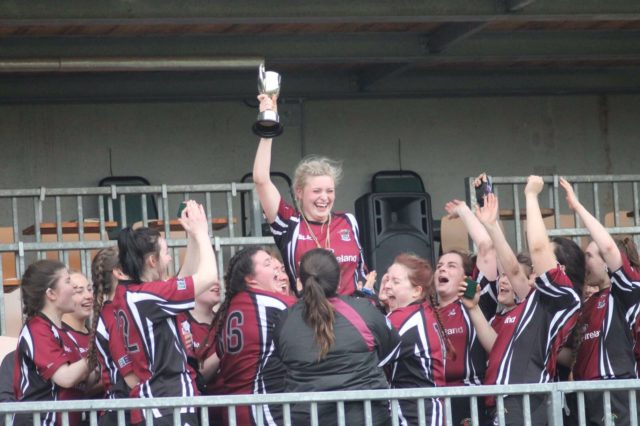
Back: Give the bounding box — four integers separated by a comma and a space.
438, 271, 497, 387
485, 267, 580, 394
387, 302, 445, 426
270, 198, 367, 296
216, 287, 296, 426
635, 317, 640, 376
111, 276, 196, 420
13, 313, 83, 425
58, 324, 90, 424
176, 311, 216, 363
574, 253, 640, 380
95, 300, 134, 400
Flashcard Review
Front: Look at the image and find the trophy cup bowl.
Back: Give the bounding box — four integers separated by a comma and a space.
253, 64, 284, 138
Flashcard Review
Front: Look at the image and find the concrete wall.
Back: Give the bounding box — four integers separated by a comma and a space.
0, 94, 638, 223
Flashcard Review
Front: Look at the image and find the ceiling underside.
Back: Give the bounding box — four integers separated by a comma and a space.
0, 0, 639, 103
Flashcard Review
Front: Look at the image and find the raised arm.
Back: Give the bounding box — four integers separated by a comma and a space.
560, 177, 622, 271
177, 200, 201, 277
476, 193, 530, 300
178, 202, 219, 296
445, 199, 497, 281
459, 281, 497, 353
525, 175, 557, 275
252, 94, 282, 223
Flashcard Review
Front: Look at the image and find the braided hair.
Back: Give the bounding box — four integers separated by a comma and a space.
299, 249, 339, 360
86, 246, 120, 372
209, 247, 263, 345
393, 253, 456, 361
616, 237, 640, 269
21, 260, 67, 319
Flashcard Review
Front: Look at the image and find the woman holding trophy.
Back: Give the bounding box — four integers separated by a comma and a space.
252, 65, 367, 297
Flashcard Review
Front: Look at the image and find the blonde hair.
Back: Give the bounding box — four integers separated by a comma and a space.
293, 156, 343, 199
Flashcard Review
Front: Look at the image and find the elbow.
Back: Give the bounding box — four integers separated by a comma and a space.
476, 240, 494, 257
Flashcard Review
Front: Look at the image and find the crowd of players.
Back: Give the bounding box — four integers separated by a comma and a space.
1, 94, 639, 426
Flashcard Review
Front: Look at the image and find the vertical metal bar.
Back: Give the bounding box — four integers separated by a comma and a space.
77, 195, 87, 272
205, 192, 213, 236
227, 191, 235, 239
553, 175, 561, 234
162, 185, 171, 237
117, 410, 125, 426
145, 409, 153, 426
283, 403, 291, 426
251, 187, 263, 238
310, 402, 318, 426
98, 195, 106, 239
89, 411, 98, 426
633, 182, 640, 249
497, 396, 506, 426
61, 411, 70, 426
12, 197, 20, 277
364, 400, 373, 426
34, 412, 41, 425
227, 406, 237, 426
200, 404, 210, 426
255, 404, 264, 426
107, 187, 115, 222
470, 396, 479, 426
337, 401, 346, 426
417, 398, 426, 426
119, 194, 127, 228
513, 184, 522, 253
33, 195, 43, 260
390, 399, 399, 426
613, 183, 620, 227
572, 184, 581, 245
522, 394, 531, 426
445, 397, 453, 426
142, 193, 149, 227
593, 182, 601, 222
173, 408, 181, 426
55, 195, 63, 260
548, 388, 564, 426
0, 260, 5, 334
630, 389, 638, 426
603, 391, 613, 426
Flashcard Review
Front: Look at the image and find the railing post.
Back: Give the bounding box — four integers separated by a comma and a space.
547, 385, 564, 426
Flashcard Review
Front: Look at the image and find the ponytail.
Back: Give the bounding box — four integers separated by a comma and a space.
615, 237, 640, 269
117, 227, 160, 283
302, 275, 335, 360
87, 246, 119, 372
21, 260, 66, 319
429, 293, 457, 361
299, 249, 340, 360
208, 247, 261, 350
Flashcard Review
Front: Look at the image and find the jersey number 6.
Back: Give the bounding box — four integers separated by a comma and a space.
226, 311, 244, 354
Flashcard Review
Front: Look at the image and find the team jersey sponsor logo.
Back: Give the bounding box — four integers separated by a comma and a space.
445, 326, 464, 335
297, 234, 314, 241
335, 254, 357, 263
177, 278, 187, 290
447, 309, 457, 317
504, 316, 517, 324
339, 229, 351, 242
597, 299, 606, 309
63, 345, 73, 353
584, 330, 600, 340
118, 355, 131, 368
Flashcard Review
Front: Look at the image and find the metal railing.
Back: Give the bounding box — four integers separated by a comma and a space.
0, 379, 638, 426
0, 183, 274, 335
466, 174, 640, 253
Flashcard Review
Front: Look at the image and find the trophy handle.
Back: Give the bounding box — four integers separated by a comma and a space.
258, 63, 266, 82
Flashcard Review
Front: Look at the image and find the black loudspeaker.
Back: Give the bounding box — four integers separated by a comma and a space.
355, 193, 435, 288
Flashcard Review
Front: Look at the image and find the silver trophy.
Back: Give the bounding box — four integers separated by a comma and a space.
252, 64, 284, 138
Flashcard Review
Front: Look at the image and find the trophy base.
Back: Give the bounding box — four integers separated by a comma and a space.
252, 121, 284, 138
